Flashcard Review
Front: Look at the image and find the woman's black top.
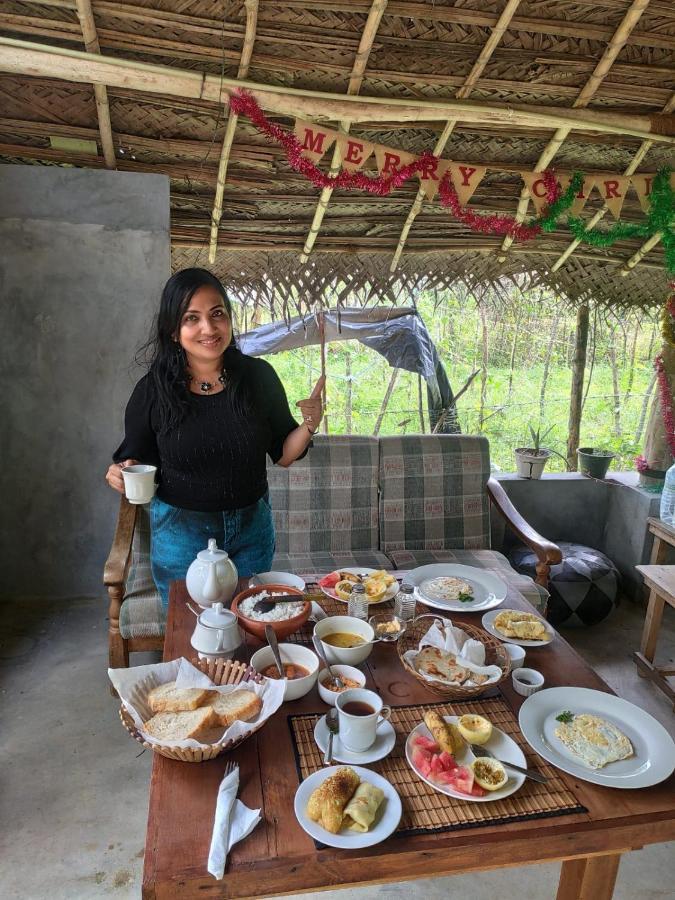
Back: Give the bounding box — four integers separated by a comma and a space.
113, 354, 303, 512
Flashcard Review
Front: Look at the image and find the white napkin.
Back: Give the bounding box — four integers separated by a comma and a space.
207, 768, 261, 880
403, 617, 502, 686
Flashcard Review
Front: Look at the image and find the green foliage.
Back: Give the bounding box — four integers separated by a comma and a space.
527, 422, 556, 452
249, 287, 657, 474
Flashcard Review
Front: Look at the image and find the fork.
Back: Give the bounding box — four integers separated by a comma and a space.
223, 760, 239, 778
470, 743, 548, 784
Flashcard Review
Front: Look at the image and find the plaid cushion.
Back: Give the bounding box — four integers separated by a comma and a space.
272, 550, 393, 576
385, 548, 548, 613
378, 435, 491, 553
267, 435, 379, 553
119, 505, 165, 640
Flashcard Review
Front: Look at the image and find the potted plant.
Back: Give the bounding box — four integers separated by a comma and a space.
577, 447, 616, 479
515, 424, 555, 479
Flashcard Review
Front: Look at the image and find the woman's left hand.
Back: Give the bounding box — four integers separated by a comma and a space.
296, 375, 325, 433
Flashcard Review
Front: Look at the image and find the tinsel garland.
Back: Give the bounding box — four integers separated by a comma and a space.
568, 167, 674, 274
661, 285, 675, 348
229, 89, 578, 241
654, 352, 675, 459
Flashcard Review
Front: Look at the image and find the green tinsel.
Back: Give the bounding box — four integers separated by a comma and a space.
567, 166, 674, 274
540, 172, 584, 233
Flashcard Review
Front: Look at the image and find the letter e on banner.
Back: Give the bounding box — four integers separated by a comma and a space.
446, 162, 486, 205
336, 134, 374, 173
293, 119, 336, 163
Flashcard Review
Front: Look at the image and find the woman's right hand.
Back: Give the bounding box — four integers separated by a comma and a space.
105, 459, 138, 495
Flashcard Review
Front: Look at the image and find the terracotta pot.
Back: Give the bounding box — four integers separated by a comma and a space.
231, 584, 311, 641
514, 448, 551, 479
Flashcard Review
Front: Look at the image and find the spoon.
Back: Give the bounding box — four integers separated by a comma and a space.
312, 634, 345, 690
470, 743, 548, 784
324, 708, 339, 765
264, 624, 285, 679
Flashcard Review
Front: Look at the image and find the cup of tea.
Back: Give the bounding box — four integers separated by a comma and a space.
335, 687, 391, 752
121, 464, 157, 505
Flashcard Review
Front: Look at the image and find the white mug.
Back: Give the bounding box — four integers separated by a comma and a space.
121, 464, 157, 505
336, 688, 391, 753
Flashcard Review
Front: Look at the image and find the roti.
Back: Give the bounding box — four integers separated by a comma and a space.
414, 647, 470, 685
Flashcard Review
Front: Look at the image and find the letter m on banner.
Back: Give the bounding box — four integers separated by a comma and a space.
293, 119, 336, 164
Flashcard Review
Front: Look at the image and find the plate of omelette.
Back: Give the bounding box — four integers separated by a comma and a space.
294, 765, 402, 848
519, 686, 675, 788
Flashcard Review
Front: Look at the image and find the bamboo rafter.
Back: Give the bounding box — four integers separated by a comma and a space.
1, 38, 674, 143
498, 0, 652, 260
207, 0, 258, 265
74, 0, 115, 168
619, 232, 665, 276
552, 92, 675, 273
389, 0, 522, 273
300, 0, 387, 263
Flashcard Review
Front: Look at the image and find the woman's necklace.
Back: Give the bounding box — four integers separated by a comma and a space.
187, 367, 227, 393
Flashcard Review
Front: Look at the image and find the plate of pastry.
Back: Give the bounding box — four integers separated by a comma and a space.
406, 564, 507, 612
294, 765, 402, 848
519, 686, 675, 788
318, 568, 398, 605
482, 608, 554, 646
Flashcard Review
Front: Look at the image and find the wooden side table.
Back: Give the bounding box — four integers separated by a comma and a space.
634, 564, 675, 707
647, 516, 675, 564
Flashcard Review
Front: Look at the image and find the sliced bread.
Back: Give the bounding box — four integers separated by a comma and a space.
147, 681, 213, 713
143, 706, 218, 743
210, 689, 262, 727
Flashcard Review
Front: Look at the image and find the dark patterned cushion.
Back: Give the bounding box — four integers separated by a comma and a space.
378, 435, 491, 553
267, 435, 379, 553
509, 542, 620, 627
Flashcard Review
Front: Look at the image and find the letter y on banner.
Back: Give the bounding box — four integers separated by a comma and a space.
446, 163, 486, 205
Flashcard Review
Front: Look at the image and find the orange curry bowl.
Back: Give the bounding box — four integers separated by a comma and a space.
231, 583, 311, 641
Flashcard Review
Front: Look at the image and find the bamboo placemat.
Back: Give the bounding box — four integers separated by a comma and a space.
289, 696, 586, 838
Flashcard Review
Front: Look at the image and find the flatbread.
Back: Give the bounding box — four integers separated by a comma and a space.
414, 647, 469, 685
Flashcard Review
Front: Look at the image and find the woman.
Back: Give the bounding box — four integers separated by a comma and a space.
106, 268, 323, 607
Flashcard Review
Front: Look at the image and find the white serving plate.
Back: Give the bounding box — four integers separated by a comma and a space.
314, 714, 396, 765
482, 608, 554, 647
519, 686, 675, 789
294, 765, 402, 849
250, 571, 306, 591
320, 567, 398, 605
406, 564, 507, 612
405, 715, 526, 803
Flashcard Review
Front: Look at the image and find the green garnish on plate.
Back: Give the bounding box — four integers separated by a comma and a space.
556, 710, 574, 723
459, 592, 474, 603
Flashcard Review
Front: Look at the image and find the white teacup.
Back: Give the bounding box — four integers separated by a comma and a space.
336, 688, 391, 753
121, 464, 157, 504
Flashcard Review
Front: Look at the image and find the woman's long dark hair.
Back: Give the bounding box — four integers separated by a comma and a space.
140, 268, 250, 433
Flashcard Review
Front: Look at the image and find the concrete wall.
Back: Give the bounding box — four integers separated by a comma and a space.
0, 166, 170, 597
492, 472, 666, 599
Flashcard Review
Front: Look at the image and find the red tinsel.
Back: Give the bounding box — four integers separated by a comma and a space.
655, 352, 675, 459
229, 89, 561, 240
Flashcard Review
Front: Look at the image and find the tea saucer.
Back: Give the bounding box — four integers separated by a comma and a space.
314, 714, 396, 764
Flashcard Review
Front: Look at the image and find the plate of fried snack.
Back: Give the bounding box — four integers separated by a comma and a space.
318, 568, 398, 605
294, 765, 402, 848
482, 608, 554, 647
405, 710, 526, 802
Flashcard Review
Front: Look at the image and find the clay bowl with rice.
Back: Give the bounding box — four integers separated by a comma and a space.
231, 584, 311, 640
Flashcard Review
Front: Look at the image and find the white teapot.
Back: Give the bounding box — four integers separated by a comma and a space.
186, 538, 238, 608
190, 602, 242, 660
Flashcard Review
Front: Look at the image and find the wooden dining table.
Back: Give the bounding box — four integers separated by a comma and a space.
142, 575, 675, 900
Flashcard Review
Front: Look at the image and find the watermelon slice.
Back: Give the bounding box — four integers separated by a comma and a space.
414, 735, 440, 753
438, 750, 457, 770
319, 572, 340, 588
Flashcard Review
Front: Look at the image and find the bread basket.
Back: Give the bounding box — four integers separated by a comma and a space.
397, 614, 510, 699
119, 657, 263, 762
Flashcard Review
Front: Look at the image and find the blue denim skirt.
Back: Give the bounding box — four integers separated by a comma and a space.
150, 494, 275, 608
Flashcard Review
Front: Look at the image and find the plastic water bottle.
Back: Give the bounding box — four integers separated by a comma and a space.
660, 462, 675, 526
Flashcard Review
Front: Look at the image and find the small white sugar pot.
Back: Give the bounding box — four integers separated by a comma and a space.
190, 602, 242, 660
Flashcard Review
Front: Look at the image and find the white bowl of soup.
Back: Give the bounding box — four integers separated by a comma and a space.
250, 643, 319, 702
313, 615, 375, 666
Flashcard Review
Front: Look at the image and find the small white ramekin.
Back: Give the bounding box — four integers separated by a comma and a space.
511, 667, 544, 697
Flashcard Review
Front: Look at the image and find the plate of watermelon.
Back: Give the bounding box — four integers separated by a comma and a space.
405, 716, 526, 803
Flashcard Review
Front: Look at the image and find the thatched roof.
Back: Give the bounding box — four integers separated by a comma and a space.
0, 0, 673, 311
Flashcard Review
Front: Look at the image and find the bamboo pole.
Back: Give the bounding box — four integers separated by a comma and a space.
619, 232, 664, 275
390, 0, 522, 273
373, 368, 398, 436
566, 303, 590, 469
299, 0, 387, 262
207, 0, 258, 265
551, 92, 675, 273
1, 38, 673, 142
498, 0, 651, 259
74, 0, 115, 168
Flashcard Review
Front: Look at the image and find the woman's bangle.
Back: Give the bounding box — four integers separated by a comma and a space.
304, 422, 317, 435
